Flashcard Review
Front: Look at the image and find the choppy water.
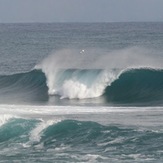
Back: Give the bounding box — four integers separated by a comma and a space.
0, 22, 163, 162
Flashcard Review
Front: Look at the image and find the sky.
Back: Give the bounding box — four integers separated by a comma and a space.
0, 0, 163, 23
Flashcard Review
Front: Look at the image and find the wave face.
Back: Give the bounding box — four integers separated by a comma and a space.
0, 70, 48, 104
1, 68, 163, 105
105, 68, 163, 105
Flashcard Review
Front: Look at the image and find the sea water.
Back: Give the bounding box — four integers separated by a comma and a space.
0, 23, 163, 162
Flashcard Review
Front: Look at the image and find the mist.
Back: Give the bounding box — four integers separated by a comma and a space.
36, 47, 163, 70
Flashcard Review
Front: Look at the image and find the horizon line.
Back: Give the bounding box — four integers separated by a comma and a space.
0, 21, 163, 24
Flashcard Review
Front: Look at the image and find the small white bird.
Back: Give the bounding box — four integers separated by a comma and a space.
80, 49, 85, 54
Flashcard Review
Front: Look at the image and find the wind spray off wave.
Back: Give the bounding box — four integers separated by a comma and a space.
35, 49, 124, 99
35, 48, 163, 102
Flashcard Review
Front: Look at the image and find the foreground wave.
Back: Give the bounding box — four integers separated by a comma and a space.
0, 117, 162, 162
0, 68, 163, 105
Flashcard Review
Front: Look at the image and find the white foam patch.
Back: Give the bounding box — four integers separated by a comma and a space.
71, 154, 108, 162
97, 137, 125, 147
0, 105, 162, 117
29, 119, 61, 143
85, 154, 108, 161
54, 70, 118, 99
41, 66, 120, 99
1, 105, 162, 128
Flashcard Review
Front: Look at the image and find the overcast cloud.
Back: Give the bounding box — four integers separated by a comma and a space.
0, 0, 163, 23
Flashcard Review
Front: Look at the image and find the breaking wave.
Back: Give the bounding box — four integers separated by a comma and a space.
0, 67, 163, 105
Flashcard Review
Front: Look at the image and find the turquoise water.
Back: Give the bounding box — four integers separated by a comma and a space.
0, 23, 163, 162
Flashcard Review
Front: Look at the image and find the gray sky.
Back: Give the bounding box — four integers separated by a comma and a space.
0, 0, 163, 23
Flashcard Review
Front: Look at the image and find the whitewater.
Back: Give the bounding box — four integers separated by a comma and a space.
0, 22, 163, 162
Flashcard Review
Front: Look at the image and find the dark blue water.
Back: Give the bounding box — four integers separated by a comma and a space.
0, 23, 163, 162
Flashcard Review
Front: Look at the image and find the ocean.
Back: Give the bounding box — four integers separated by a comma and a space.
0, 22, 163, 162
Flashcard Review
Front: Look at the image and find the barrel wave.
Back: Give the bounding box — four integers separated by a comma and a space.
0, 68, 163, 105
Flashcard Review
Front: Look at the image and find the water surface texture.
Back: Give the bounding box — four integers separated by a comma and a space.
0, 23, 163, 162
